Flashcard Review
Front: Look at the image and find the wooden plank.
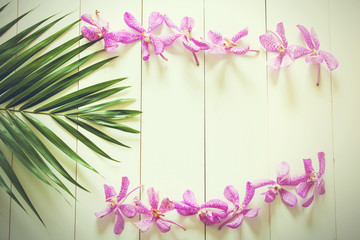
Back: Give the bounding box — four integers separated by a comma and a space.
204, 0, 269, 239
140, 0, 205, 239
9, 0, 79, 239
0, 1, 18, 239
75, 0, 142, 239
330, 0, 360, 239
266, 0, 336, 239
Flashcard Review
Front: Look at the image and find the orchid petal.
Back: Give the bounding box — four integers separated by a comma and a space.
114, 209, 125, 234
231, 27, 248, 43
208, 45, 227, 54
279, 188, 298, 207
159, 33, 181, 47
311, 27, 320, 50
297, 25, 315, 50
226, 213, 244, 229
302, 185, 315, 207
259, 34, 280, 53
251, 178, 276, 189
104, 184, 117, 201
280, 173, 308, 186
180, 16, 194, 31
115, 30, 142, 44
81, 14, 99, 27
229, 46, 250, 55
243, 182, 255, 207
175, 201, 198, 216
280, 52, 293, 68
296, 182, 313, 198
182, 38, 200, 52
81, 26, 101, 41
94, 205, 116, 218
207, 30, 223, 45
318, 178, 326, 195
159, 198, 174, 213
264, 189, 277, 203
164, 15, 180, 32
276, 161, 290, 182
243, 208, 259, 218
212, 210, 229, 219
133, 217, 153, 233
303, 158, 315, 174
201, 199, 228, 211
142, 40, 150, 61
318, 152, 326, 176
182, 190, 198, 206
192, 37, 210, 50
290, 45, 312, 59
147, 187, 159, 209
150, 34, 165, 55
224, 185, 239, 206
134, 197, 151, 215
276, 22, 288, 48
117, 176, 130, 201
267, 54, 283, 70
318, 50, 338, 71
155, 218, 171, 233
148, 12, 164, 32
199, 213, 222, 225
124, 12, 146, 33
103, 33, 119, 52
120, 204, 137, 218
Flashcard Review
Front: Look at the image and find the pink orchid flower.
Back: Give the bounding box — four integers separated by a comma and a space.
294, 25, 338, 86
133, 187, 186, 233
81, 10, 120, 52
175, 189, 228, 225
164, 15, 210, 66
259, 22, 297, 70
94, 177, 142, 235
218, 182, 260, 229
296, 152, 326, 207
251, 162, 298, 207
117, 12, 180, 61
207, 28, 259, 55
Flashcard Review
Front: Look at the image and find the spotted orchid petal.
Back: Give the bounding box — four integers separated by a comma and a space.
208, 45, 227, 54
119, 204, 137, 218
318, 152, 326, 176
229, 46, 250, 55
164, 14, 180, 32
302, 185, 315, 207
159, 198, 175, 213
192, 38, 210, 50
226, 214, 244, 229
296, 182, 314, 198
280, 173, 308, 186
147, 187, 159, 209
263, 189, 277, 203
231, 28, 248, 43
311, 27, 320, 50
304, 158, 315, 174
243, 182, 255, 207
94, 205, 116, 218
142, 40, 150, 61
244, 208, 260, 218
155, 218, 171, 233
207, 30, 223, 45
276, 22, 288, 48
81, 26, 101, 41
150, 34, 165, 55
259, 34, 280, 53
117, 176, 130, 201
134, 196, 151, 215
297, 25, 315, 50
182, 190, 198, 206
103, 33, 119, 52
276, 161, 290, 183
182, 38, 200, 52
279, 51, 293, 68
175, 201, 198, 215
318, 50, 338, 71
224, 185, 240, 206
115, 30, 142, 44
267, 54, 283, 70
199, 213, 222, 225
279, 188, 297, 207
318, 178, 326, 195
148, 12, 164, 32
201, 199, 228, 212
133, 217, 153, 233
180, 16, 194, 31
124, 12, 146, 33
81, 14, 99, 27
160, 33, 182, 47
291, 45, 312, 59
114, 209, 125, 234
251, 178, 276, 189
104, 184, 117, 201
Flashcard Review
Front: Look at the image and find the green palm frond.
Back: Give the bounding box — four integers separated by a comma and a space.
0, 4, 140, 225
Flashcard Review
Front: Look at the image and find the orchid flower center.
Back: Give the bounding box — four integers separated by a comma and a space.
311, 49, 319, 55
110, 195, 118, 206
309, 171, 318, 181
151, 209, 165, 218
142, 32, 151, 43
223, 37, 236, 49
197, 208, 208, 217
271, 184, 282, 191
233, 204, 243, 214
183, 28, 192, 41
277, 44, 285, 54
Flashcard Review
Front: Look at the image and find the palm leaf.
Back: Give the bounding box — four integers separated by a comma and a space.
0, 2, 10, 12
0, 8, 140, 225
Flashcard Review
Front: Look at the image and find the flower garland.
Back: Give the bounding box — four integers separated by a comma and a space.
95, 152, 326, 235
81, 11, 338, 85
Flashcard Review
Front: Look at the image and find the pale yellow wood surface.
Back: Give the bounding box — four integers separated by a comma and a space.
0, 0, 358, 239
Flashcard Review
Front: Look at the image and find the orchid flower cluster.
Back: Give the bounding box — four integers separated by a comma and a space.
80, 11, 259, 66
260, 22, 338, 85
95, 152, 326, 235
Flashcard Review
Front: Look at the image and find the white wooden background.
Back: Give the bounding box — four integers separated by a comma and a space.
0, 0, 359, 239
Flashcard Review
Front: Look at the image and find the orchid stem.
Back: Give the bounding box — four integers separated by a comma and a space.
192, 52, 199, 66
161, 218, 186, 231
123, 185, 143, 202
160, 53, 168, 61
316, 63, 321, 86
249, 49, 260, 53
218, 214, 237, 230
